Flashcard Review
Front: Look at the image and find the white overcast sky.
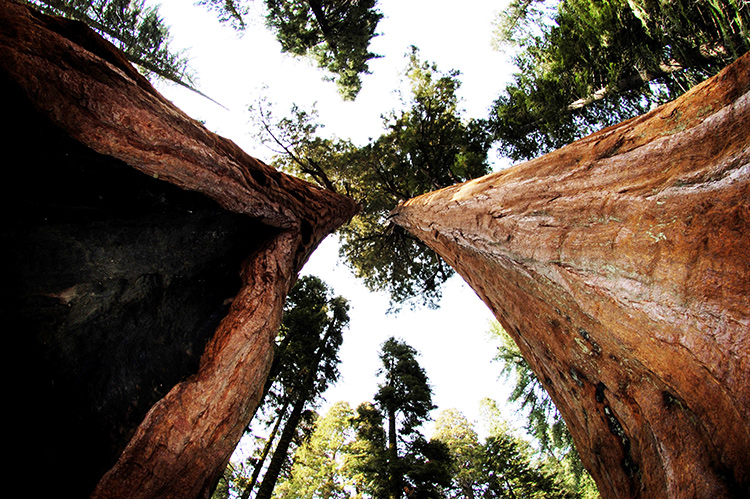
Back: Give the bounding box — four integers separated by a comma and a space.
151, 0, 523, 445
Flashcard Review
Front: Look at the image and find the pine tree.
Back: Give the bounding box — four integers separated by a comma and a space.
373, 337, 449, 499
489, 0, 750, 160
241, 276, 350, 499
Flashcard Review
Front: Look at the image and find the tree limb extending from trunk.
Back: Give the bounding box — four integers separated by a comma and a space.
307, 0, 339, 53
567, 61, 686, 111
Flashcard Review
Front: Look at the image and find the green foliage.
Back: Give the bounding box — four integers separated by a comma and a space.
210, 461, 234, 499
242, 275, 350, 499
199, 0, 383, 99
375, 337, 435, 438
265, 276, 349, 408
252, 100, 361, 194
402, 437, 452, 499
26, 0, 193, 85
487, 324, 598, 496
336, 49, 491, 309
347, 402, 390, 498
492, 0, 558, 50
268, 399, 452, 499
32, 0, 383, 100
265, 0, 383, 100
273, 402, 357, 499
489, 323, 570, 456
430, 405, 588, 498
255, 49, 491, 309
482, 431, 573, 498
196, 0, 249, 30
431, 408, 484, 498
489, 0, 750, 161
241, 342, 598, 499
372, 337, 451, 499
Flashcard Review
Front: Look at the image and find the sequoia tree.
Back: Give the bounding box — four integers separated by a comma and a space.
392, 54, 750, 498
2, 2, 358, 497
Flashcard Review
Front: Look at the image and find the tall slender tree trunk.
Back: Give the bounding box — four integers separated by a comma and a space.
254, 321, 340, 499
240, 396, 291, 499
254, 395, 307, 499
387, 406, 400, 499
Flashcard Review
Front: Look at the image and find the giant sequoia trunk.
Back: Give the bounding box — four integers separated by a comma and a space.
1, 2, 357, 498
393, 55, 750, 498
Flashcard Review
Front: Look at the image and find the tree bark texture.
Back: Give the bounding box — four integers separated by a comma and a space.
1, 2, 358, 498
393, 54, 750, 498
94, 233, 300, 499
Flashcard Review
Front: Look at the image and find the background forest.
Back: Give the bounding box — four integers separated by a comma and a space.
24, 0, 749, 498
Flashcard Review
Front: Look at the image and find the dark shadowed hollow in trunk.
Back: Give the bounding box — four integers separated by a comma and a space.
2, 4, 360, 498
2, 76, 278, 496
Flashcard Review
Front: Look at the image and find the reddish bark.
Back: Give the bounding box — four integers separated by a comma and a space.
94, 232, 301, 499
393, 55, 750, 498
1, 2, 358, 498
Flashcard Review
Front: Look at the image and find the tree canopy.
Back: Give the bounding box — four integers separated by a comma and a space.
431, 404, 595, 498
30, 0, 383, 100
272, 401, 357, 499
347, 402, 390, 498
430, 409, 484, 499
265, 0, 383, 100
197, 0, 383, 100
255, 48, 491, 309
372, 337, 450, 499
489, 0, 750, 160
374, 337, 435, 441
26, 0, 193, 86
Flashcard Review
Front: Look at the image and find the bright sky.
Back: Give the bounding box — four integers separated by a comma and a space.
151, 0, 521, 449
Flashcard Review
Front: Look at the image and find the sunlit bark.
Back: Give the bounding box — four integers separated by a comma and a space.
394, 54, 750, 499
